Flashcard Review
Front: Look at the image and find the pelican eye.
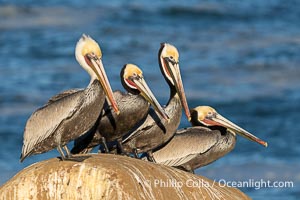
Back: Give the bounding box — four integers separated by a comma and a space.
164, 57, 176, 65
206, 111, 215, 119
130, 72, 142, 80
170, 57, 178, 65
86, 52, 97, 60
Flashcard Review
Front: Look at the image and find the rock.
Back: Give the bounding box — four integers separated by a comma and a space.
0, 154, 250, 200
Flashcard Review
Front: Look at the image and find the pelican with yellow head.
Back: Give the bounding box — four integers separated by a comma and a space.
71, 63, 169, 154
145, 106, 267, 173
20, 34, 119, 162
121, 43, 191, 159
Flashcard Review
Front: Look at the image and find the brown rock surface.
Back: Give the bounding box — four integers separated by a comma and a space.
0, 154, 250, 200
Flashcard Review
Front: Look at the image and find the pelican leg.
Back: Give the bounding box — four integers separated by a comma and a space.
63, 146, 72, 158
184, 164, 194, 174
186, 167, 195, 174
133, 149, 139, 158
116, 139, 125, 154
147, 151, 156, 163
59, 145, 90, 162
100, 137, 109, 153
83, 148, 93, 154
57, 145, 66, 161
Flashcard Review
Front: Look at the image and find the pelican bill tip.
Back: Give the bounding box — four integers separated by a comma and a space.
258, 139, 268, 147
110, 102, 120, 115
263, 141, 268, 147
164, 114, 170, 122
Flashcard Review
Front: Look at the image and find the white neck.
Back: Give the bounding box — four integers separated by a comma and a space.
76, 54, 97, 83
75, 37, 98, 83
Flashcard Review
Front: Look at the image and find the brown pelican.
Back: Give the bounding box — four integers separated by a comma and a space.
20, 34, 119, 162
71, 64, 169, 154
144, 106, 268, 173
121, 43, 191, 159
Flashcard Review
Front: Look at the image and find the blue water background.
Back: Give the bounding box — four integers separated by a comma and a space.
0, 1, 299, 199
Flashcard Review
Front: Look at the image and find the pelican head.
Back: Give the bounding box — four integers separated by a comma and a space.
158, 43, 191, 121
75, 34, 119, 114
121, 64, 169, 120
190, 106, 268, 147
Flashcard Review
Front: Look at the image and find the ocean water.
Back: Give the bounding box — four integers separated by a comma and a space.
0, 1, 299, 199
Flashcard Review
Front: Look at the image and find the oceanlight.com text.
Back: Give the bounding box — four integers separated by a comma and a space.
218, 179, 294, 190
149, 178, 294, 190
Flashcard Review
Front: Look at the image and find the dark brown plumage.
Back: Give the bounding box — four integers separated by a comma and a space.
71, 64, 168, 154
20, 35, 119, 162
121, 43, 191, 156
145, 106, 267, 173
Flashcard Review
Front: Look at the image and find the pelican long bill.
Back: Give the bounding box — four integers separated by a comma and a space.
163, 57, 191, 121
88, 54, 120, 114
209, 113, 268, 147
131, 76, 169, 121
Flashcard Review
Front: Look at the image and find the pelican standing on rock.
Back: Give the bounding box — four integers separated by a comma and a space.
121, 43, 191, 159
145, 106, 268, 173
20, 34, 119, 162
71, 64, 169, 154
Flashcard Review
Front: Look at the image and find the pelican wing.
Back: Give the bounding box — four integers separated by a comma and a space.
21, 90, 84, 159
152, 127, 220, 167
46, 89, 83, 105
122, 108, 159, 143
